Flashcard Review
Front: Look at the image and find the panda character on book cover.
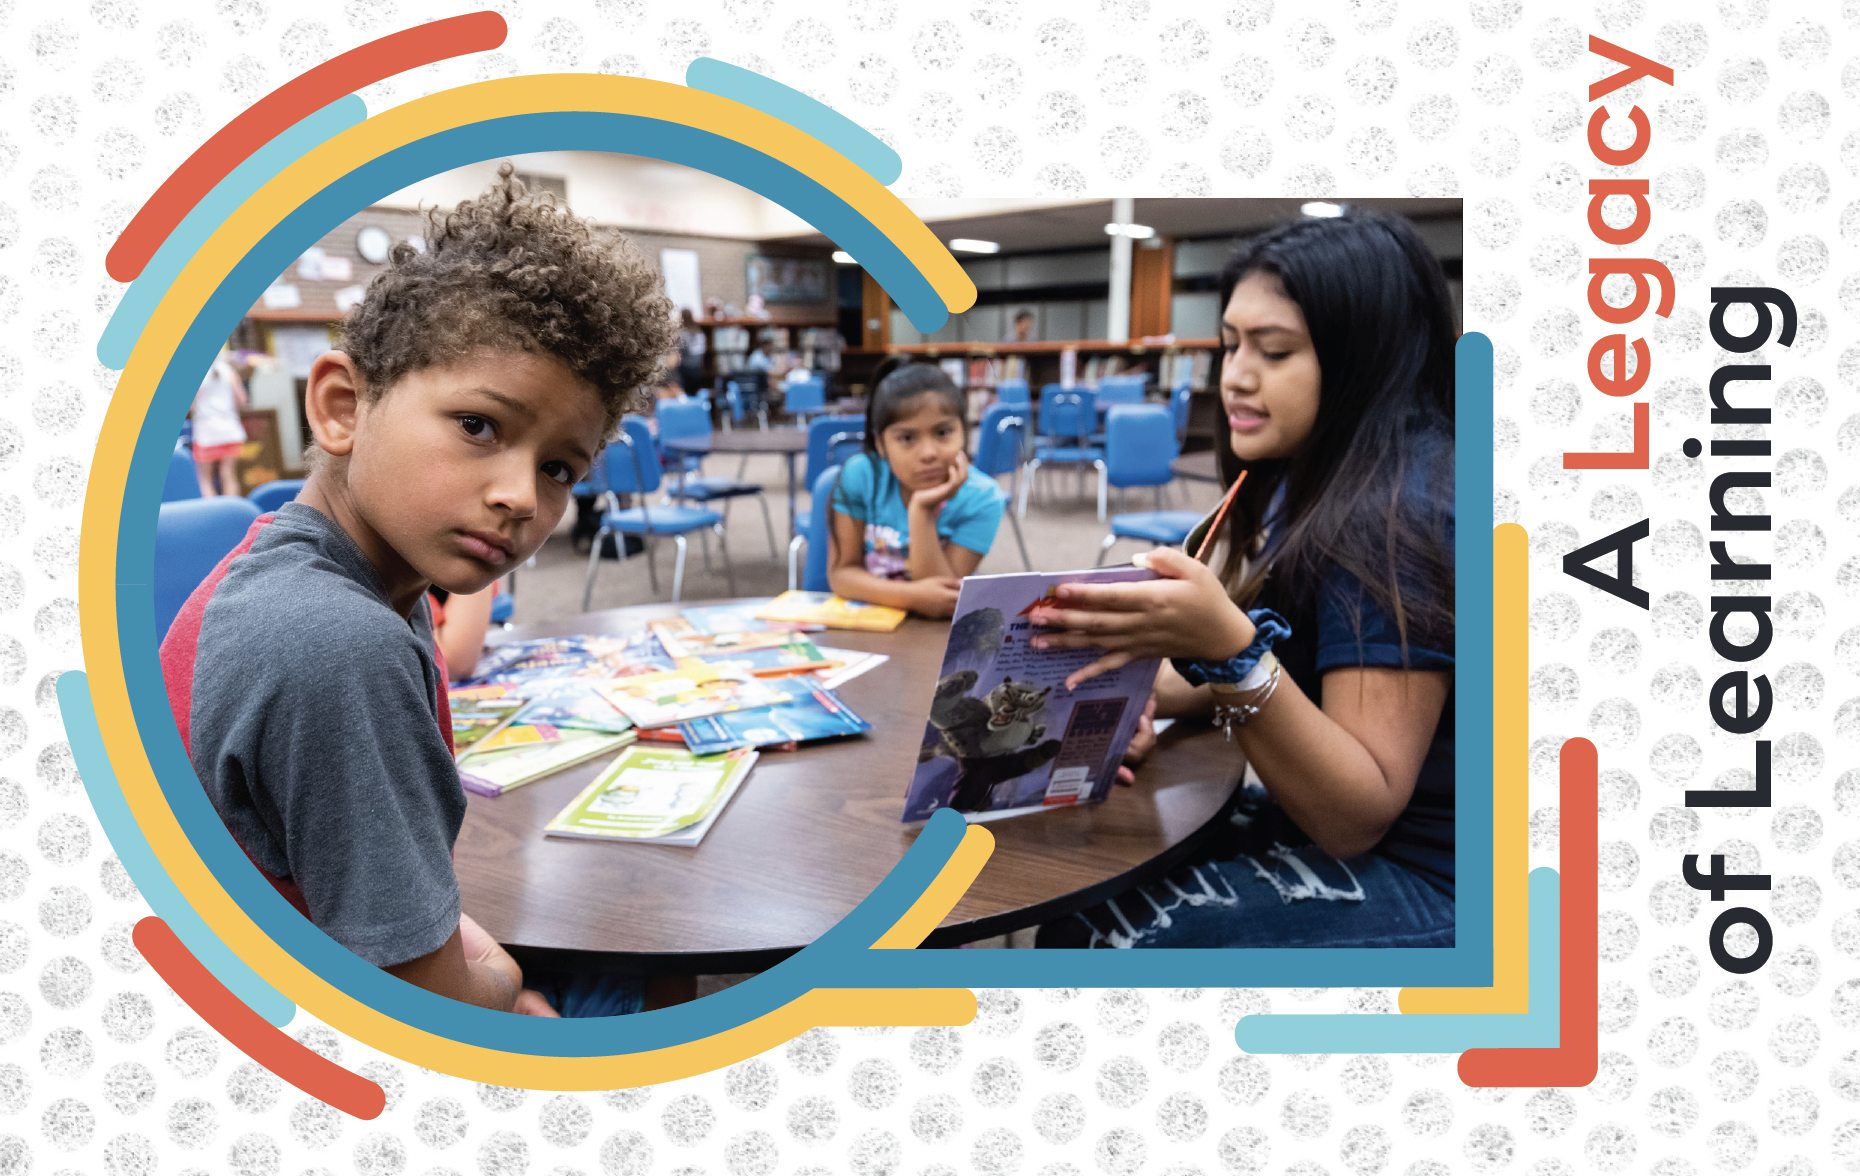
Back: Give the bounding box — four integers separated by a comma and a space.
902, 568, 1162, 821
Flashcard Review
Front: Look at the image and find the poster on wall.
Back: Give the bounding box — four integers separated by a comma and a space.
744, 254, 829, 304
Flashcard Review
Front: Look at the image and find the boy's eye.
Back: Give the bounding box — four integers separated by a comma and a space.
459, 415, 494, 440
542, 461, 575, 485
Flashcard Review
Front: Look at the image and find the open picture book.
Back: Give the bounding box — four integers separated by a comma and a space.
901, 566, 1163, 822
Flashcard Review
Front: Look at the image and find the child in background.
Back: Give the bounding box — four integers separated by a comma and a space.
828, 361, 1005, 619
191, 351, 249, 496
162, 164, 676, 1016
430, 584, 496, 682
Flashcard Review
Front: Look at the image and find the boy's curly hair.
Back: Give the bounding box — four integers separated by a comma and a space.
340, 162, 676, 436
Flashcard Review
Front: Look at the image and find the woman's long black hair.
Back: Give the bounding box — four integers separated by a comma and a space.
1215, 211, 1458, 656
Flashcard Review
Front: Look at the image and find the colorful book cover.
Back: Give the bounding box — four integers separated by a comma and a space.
651, 617, 820, 660
457, 729, 636, 797
594, 663, 793, 729
543, 745, 759, 845
466, 633, 671, 685
753, 591, 908, 632
446, 687, 529, 758
680, 602, 823, 636
677, 674, 872, 754
900, 567, 1163, 822
509, 677, 634, 734
690, 637, 835, 676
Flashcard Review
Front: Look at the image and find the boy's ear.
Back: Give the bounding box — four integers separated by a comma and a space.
304, 352, 365, 457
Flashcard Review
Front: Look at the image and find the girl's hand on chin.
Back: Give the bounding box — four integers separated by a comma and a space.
1027, 547, 1257, 689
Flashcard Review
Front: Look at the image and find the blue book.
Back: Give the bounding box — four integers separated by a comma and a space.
678, 675, 872, 754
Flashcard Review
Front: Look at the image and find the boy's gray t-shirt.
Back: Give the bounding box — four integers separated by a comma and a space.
186, 502, 465, 967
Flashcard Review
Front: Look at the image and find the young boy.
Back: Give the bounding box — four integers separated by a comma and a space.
160, 164, 676, 1016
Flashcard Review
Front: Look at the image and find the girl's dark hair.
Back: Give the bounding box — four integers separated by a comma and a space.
863, 360, 967, 462
1214, 210, 1458, 656
831, 359, 970, 527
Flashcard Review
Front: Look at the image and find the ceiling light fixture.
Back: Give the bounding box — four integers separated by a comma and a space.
831, 250, 855, 264
1102, 223, 1155, 239
1301, 201, 1345, 218
948, 238, 1000, 253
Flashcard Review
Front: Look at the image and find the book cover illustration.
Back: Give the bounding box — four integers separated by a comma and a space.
543, 745, 759, 845
649, 616, 816, 660
466, 633, 671, 685
594, 663, 793, 729
754, 591, 907, 632
680, 602, 823, 636
901, 567, 1162, 822
677, 674, 872, 754
690, 636, 837, 677
457, 728, 636, 797
508, 676, 634, 734
446, 686, 529, 758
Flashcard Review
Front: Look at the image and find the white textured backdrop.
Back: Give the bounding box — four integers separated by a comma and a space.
0, 0, 1855, 1173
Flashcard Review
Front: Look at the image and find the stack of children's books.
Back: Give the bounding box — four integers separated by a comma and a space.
452, 596, 887, 843
450, 680, 638, 798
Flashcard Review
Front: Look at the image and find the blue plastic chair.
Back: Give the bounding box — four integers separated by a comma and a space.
247, 479, 304, 514
783, 375, 826, 422
155, 496, 263, 641
490, 589, 514, 625
582, 417, 734, 607
995, 378, 1031, 408
973, 403, 1033, 571
1170, 383, 1193, 442
1096, 405, 1204, 566
655, 397, 779, 559
1024, 387, 1107, 520
1094, 375, 1147, 407
787, 464, 844, 592
163, 445, 201, 502
804, 414, 866, 491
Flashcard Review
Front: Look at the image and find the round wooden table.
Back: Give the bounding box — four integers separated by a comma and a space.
455, 601, 1244, 972
661, 429, 810, 541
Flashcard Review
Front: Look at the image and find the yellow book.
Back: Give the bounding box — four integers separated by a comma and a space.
752, 591, 907, 632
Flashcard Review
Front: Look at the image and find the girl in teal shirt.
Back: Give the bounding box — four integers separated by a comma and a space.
828, 363, 1006, 618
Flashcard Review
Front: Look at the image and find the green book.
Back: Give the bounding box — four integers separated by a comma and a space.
542, 744, 759, 847
457, 729, 635, 797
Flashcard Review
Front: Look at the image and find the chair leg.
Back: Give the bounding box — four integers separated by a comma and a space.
1095, 461, 1108, 522
1019, 460, 1041, 519
1007, 510, 1032, 571
581, 525, 608, 612
715, 523, 738, 596
1096, 532, 1118, 568
788, 534, 805, 592
670, 534, 688, 602
758, 495, 779, 560
645, 535, 661, 595
735, 455, 750, 481
700, 528, 713, 573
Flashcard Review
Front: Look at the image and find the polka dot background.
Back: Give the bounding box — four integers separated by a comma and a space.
1, 0, 1856, 1173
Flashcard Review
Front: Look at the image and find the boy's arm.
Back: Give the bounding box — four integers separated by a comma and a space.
383, 919, 521, 1012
